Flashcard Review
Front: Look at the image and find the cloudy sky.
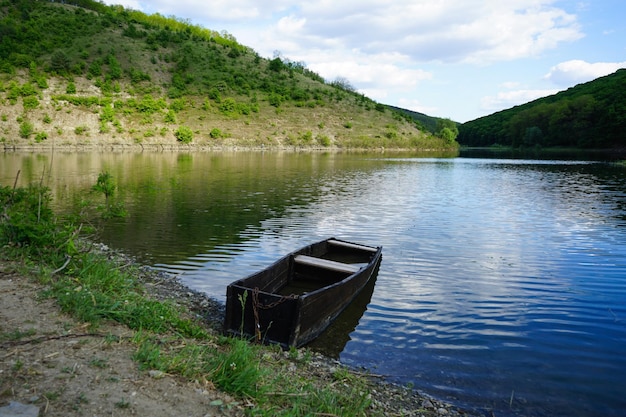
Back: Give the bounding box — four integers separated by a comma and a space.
101, 0, 625, 122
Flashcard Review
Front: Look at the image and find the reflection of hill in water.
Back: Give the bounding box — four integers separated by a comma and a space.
0, 151, 388, 264
306, 262, 380, 358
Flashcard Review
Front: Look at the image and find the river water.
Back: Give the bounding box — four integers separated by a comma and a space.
2, 150, 625, 417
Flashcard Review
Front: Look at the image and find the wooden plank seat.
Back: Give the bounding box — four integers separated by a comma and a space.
328, 239, 378, 253
294, 255, 361, 274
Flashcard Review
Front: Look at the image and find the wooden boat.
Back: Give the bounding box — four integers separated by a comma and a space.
224, 238, 383, 347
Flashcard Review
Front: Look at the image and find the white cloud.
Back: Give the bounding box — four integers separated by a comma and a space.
544, 60, 626, 85
397, 98, 440, 116
481, 89, 559, 112
257, 1, 583, 64
108, 1, 582, 66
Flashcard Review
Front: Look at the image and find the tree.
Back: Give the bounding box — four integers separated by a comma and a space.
50, 51, 71, 73
436, 118, 459, 142
331, 77, 355, 92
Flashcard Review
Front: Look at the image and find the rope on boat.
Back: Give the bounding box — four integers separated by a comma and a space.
251, 287, 297, 342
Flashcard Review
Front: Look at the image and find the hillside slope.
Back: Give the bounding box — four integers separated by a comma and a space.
458, 69, 626, 149
0, 0, 455, 151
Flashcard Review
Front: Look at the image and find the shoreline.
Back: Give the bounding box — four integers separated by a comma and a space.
0, 242, 483, 416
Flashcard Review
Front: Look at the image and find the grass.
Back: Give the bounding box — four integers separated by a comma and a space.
0, 183, 378, 416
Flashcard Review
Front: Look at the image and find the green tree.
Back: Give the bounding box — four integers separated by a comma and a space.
436, 118, 459, 142
50, 51, 71, 73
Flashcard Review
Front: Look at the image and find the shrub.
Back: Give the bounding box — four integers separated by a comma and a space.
174, 126, 193, 143
164, 110, 176, 124
66, 82, 76, 94
209, 128, 222, 139
19, 120, 34, 138
268, 93, 282, 108
35, 132, 48, 142
75, 125, 89, 135
219, 98, 236, 114
0, 184, 63, 261
169, 98, 185, 112
317, 134, 331, 147
22, 96, 39, 110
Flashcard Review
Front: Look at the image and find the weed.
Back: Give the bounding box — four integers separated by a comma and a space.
115, 398, 130, 409
0, 328, 36, 341
89, 358, 108, 368
12, 360, 24, 372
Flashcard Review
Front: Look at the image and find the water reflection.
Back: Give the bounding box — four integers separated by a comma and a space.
307, 262, 381, 358
2, 151, 626, 417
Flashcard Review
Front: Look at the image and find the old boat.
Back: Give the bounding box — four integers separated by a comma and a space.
224, 238, 383, 347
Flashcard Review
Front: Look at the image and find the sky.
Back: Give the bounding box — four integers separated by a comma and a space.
100, 0, 626, 123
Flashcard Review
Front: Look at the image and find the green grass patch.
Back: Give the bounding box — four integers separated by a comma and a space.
0, 183, 378, 416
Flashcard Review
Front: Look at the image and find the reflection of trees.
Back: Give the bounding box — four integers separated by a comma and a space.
0, 152, 384, 263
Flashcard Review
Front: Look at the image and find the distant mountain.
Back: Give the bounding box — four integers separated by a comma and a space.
0, 0, 455, 150
458, 69, 626, 149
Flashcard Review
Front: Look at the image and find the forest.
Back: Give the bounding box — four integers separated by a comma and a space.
458, 69, 626, 149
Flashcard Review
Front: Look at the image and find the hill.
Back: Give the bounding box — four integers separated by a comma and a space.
384, 105, 441, 134
457, 69, 626, 149
0, 0, 456, 151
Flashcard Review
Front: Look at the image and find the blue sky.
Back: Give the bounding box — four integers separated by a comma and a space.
101, 0, 626, 123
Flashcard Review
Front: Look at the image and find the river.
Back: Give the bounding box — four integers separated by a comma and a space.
2, 150, 625, 417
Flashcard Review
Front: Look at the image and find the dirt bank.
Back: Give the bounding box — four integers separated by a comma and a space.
0, 252, 481, 417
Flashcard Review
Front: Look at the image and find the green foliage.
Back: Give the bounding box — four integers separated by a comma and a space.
100, 104, 115, 122
19, 119, 34, 138
35, 132, 48, 142
164, 110, 177, 124
0, 184, 67, 263
0, 0, 454, 152
210, 339, 264, 397
92, 171, 115, 202
50, 51, 71, 73
209, 128, 223, 139
92, 171, 126, 218
459, 69, 626, 148
174, 125, 193, 143
137, 94, 166, 114
107, 54, 122, 80
169, 98, 186, 113
66, 82, 76, 94
436, 118, 459, 142
74, 125, 89, 135
22, 95, 39, 110
219, 97, 237, 114
268, 93, 282, 108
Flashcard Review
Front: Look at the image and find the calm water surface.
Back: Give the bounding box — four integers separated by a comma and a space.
2, 151, 625, 417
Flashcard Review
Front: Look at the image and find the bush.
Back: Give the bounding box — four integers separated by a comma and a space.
209, 128, 222, 138
219, 98, 236, 114
175, 126, 193, 143
66, 82, 76, 94
23, 96, 39, 110
19, 120, 34, 138
35, 132, 48, 142
75, 125, 89, 135
0, 184, 65, 262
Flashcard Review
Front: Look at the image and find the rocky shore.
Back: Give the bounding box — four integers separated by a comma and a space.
0, 245, 483, 417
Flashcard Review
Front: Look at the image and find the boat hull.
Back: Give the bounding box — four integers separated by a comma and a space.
224, 238, 382, 347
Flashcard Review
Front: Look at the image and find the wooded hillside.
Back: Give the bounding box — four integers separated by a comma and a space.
0, 0, 456, 150
458, 69, 626, 149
